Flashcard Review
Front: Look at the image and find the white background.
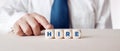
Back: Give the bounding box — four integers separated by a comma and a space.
0, 0, 120, 29
110, 0, 120, 29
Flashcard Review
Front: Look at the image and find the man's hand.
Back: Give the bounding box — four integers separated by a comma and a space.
13, 13, 53, 36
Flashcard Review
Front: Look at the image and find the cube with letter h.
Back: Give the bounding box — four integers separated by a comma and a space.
45, 30, 55, 39
45, 29, 81, 39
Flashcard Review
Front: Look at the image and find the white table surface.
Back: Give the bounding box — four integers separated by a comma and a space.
0, 29, 120, 51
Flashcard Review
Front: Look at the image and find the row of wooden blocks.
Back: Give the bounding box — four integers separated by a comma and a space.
45, 29, 81, 39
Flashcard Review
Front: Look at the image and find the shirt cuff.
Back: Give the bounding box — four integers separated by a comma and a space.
1, 12, 27, 32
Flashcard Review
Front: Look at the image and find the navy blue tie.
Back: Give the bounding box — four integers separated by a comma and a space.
50, 0, 70, 29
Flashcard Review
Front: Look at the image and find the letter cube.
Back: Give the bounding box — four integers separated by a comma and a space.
45, 29, 55, 39
55, 29, 64, 39
64, 29, 72, 39
72, 29, 81, 39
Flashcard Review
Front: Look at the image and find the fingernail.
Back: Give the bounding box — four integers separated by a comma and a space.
46, 24, 54, 29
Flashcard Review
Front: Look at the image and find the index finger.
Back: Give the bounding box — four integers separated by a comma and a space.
30, 13, 54, 29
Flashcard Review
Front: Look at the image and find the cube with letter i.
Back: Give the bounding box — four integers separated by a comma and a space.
45, 29, 55, 39
55, 29, 64, 39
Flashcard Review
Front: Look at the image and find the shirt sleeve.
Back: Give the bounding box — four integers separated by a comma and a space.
0, 0, 28, 32
95, 0, 112, 29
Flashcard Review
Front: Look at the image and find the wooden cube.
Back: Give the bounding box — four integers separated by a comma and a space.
55, 29, 64, 39
64, 29, 72, 39
45, 29, 55, 39
72, 29, 81, 39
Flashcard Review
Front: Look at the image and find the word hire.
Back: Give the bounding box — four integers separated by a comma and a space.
45, 29, 81, 39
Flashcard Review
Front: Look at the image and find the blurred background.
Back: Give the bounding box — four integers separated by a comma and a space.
0, 0, 120, 29
110, 0, 120, 29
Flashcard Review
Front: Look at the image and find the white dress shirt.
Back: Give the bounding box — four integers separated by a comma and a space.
0, 0, 112, 32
